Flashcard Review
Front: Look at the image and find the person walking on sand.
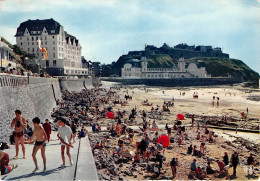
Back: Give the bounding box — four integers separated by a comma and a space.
230, 152, 239, 177
11, 110, 27, 159
43, 119, 52, 142
171, 157, 178, 178
29, 117, 47, 173
57, 117, 73, 166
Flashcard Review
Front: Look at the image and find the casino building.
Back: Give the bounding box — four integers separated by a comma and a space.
121, 57, 210, 79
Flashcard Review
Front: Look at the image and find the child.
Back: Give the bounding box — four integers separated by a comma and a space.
57, 117, 73, 166
29, 117, 47, 172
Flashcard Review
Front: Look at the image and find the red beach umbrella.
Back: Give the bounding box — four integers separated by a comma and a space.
157, 134, 170, 148
177, 113, 185, 120
106, 111, 114, 119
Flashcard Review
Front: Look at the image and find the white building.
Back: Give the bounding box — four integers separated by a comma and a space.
15, 18, 88, 76
121, 57, 209, 79
0, 36, 16, 71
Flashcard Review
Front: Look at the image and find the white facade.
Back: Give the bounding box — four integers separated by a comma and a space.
0, 36, 16, 69
121, 57, 208, 79
15, 19, 88, 76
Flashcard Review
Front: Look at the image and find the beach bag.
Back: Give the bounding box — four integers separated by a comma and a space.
10, 132, 15, 144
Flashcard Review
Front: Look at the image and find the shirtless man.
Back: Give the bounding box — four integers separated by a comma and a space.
29, 117, 47, 172
11, 110, 27, 159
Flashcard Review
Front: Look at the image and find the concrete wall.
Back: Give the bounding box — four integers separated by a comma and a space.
0, 74, 61, 142
101, 77, 243, 87
60, 76, 100, 92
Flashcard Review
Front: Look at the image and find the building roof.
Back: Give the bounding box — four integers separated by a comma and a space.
125, 59, 142, 68
64, 31, 79, 46
15, 18, 61, 36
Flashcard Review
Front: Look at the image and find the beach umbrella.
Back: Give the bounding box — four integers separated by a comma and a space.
106, 111, 114, 119
177, 113, 185, 120
157, 134, 170, 148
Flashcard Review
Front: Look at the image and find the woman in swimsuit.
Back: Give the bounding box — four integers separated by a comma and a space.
11, 110, 27, 159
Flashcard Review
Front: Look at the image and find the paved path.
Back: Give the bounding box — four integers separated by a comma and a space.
1, 132, 97, 181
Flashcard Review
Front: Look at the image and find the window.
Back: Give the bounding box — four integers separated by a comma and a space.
32, 48, 34, 52
45, 36, 47, 40
46, 60, 49, 67
32, 42, 34, 45
53, 53, 55, 58
21, 42, 23, 46
28, 42, 30, 45
36, 37, 38, 40
53, 41, 55, 45
20, 37, 22, 40
45, 42, 47, 45
27, 37, 29, 41
28, 48, 30, 51
32, 37, 34, 41
53, 60, 56, 66
53, 36, 54, 39
53, 47, 55, 50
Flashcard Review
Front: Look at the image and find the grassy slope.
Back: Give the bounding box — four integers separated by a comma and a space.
186, 57, 259, 80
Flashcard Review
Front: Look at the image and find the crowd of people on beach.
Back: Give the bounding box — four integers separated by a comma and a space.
0, 86, 258, 180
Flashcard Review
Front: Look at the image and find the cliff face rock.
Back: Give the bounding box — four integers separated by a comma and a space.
185, 58, 259, 80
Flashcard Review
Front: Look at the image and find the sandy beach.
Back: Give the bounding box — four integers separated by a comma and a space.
91, 81, 260, 180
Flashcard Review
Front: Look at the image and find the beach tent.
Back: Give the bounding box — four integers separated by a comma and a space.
106, 111, 114, 119
157, 134, 170, 147
177, 113, 185, 120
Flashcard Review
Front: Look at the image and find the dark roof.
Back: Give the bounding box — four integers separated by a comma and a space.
15, 18, 61, 36
64, 31, 79, 46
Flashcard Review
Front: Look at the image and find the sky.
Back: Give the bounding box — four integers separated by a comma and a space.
0, 0, 259, 74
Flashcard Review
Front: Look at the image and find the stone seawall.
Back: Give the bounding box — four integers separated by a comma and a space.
101, 77, 243, 87
0, 75, 100, 142
0, 74, 61, 142
59, 76, 101, 92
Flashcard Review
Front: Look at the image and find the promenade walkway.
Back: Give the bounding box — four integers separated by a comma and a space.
1, 132, 98, 181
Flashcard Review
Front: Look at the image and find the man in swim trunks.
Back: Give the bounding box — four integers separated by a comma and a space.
29, 117, 47, 173
11, 110, 27, 159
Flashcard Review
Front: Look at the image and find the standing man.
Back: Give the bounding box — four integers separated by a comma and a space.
43, 119, 52, 142
230, 152, 239, 177
57, 118, 73, 166
11, 110, 27, 159
247, 153, 255, 175
171, 157, 178, 178
29, 117, 47, 172
223, 152, 229, 166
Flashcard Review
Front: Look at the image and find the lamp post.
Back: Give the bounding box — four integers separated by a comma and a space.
25, 57, 28, 71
